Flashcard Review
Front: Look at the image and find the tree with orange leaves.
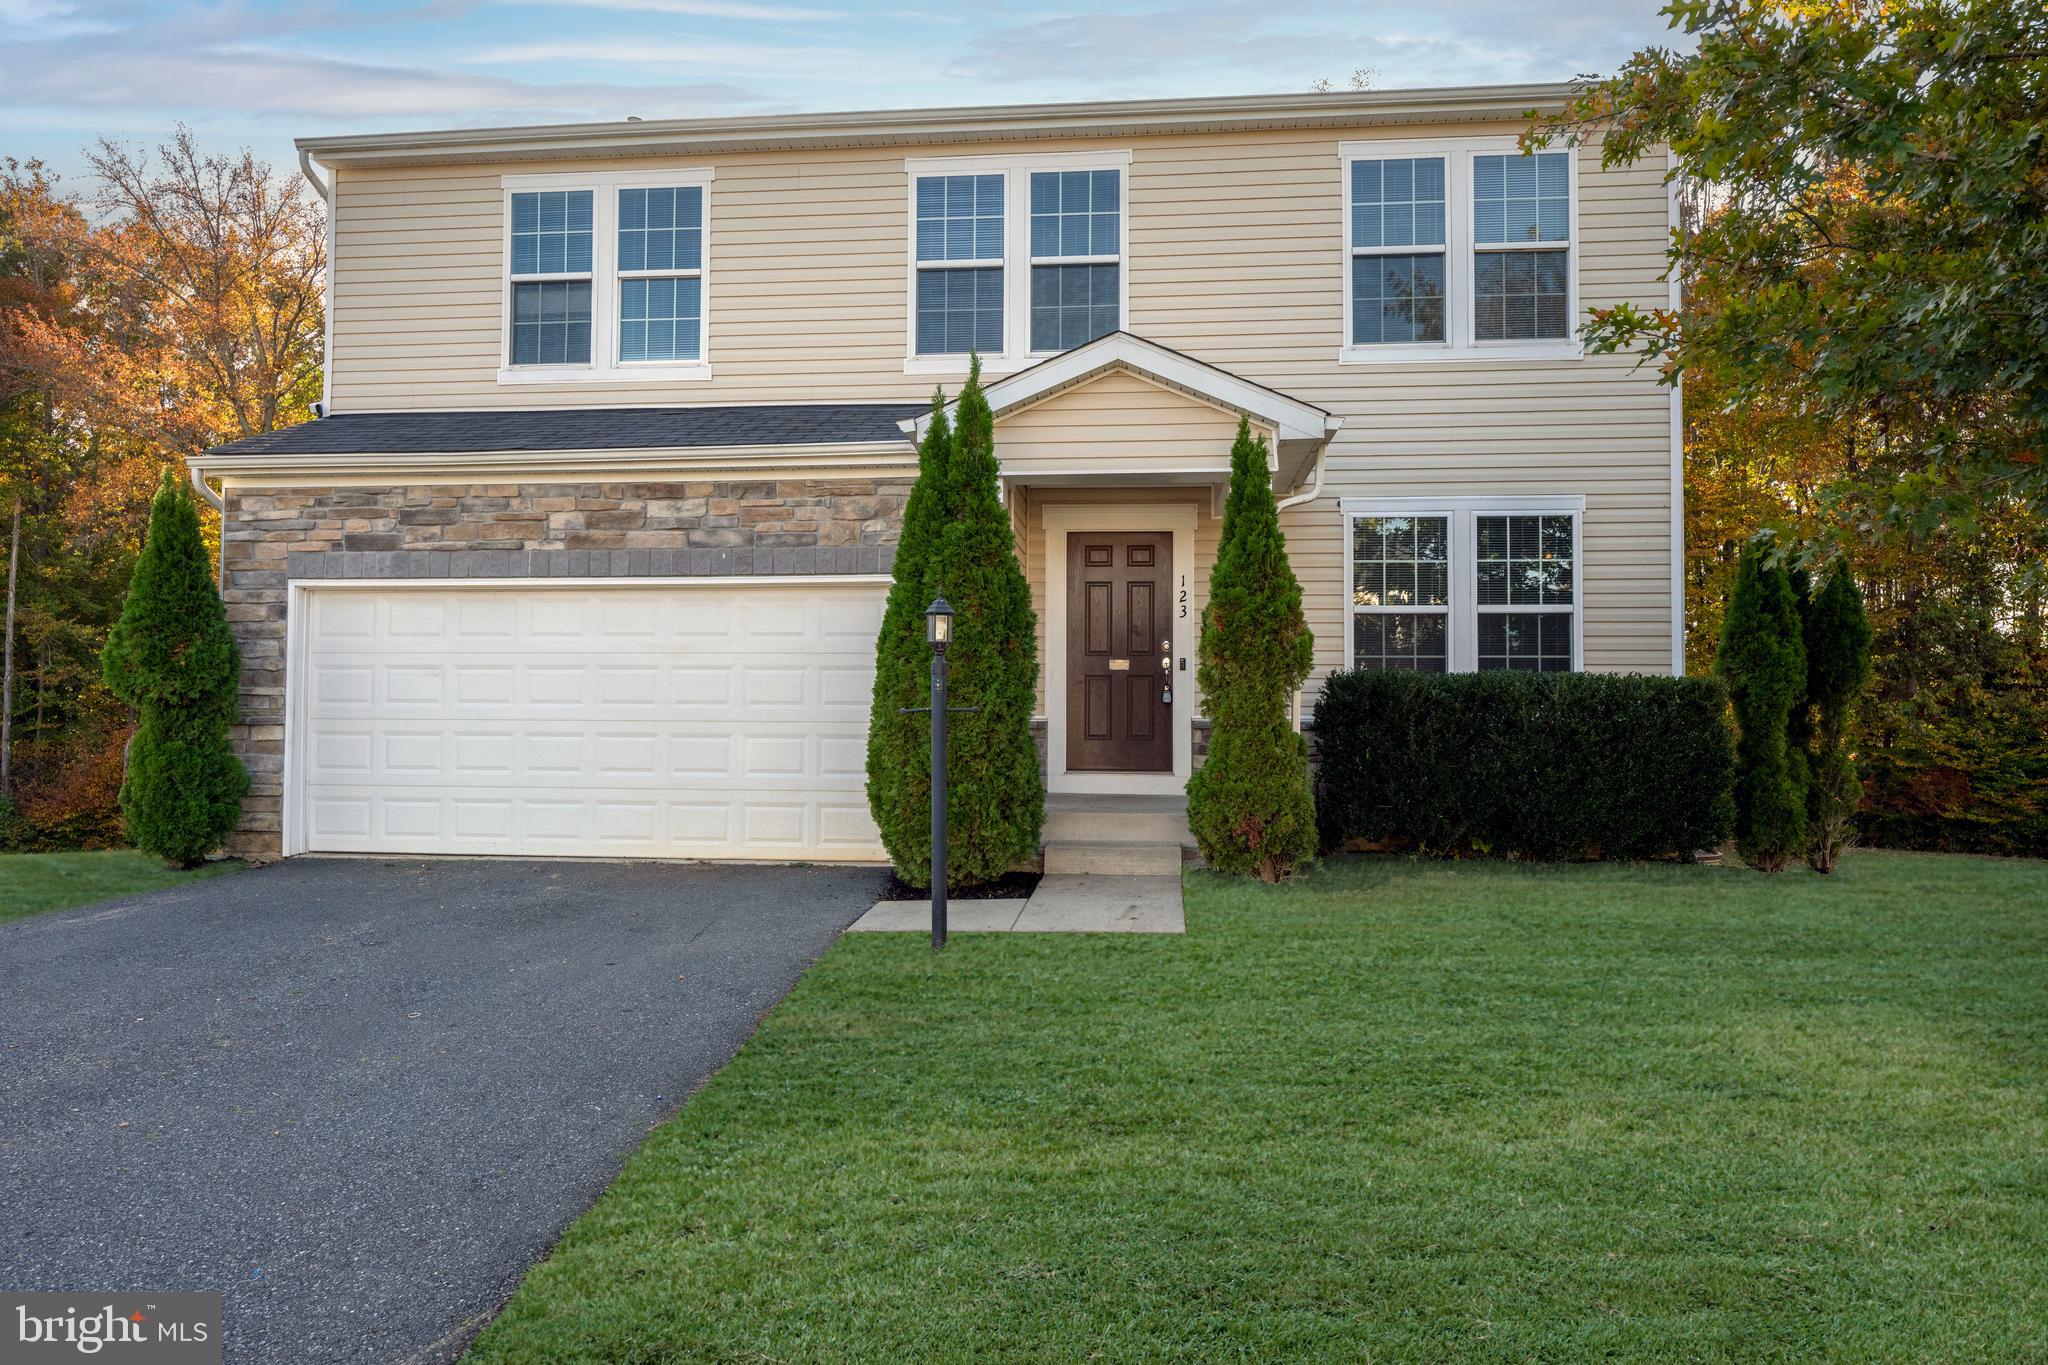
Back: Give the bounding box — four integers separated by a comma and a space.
1533, 0, 2047, 855
0, 134, 322, 848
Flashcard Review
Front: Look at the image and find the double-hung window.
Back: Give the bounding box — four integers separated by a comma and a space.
1344, 497, 1582, 672
1339, 139, 1577, 361
1348, 157, 1446, 346
906, 152, 1128, 372
1472, 153, 1570, 342
914, 174, 1006, 357
1350, 513, 1451, 669
1029, 168, 1121, 352
617, 186, 704, 363
509, 190, 593, 366
500, 169, 713, 382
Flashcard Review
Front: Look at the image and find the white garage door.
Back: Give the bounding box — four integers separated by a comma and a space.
291, 581, 887, 860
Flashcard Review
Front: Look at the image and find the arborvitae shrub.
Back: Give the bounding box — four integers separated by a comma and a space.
865, 390, 952, 882
1315, 670, 1735, 860
1186, 417, 1317, 881
1802, 566, 1873, 872
924, 358, 1043, 886
101, 470, 247, 867
1717, 542, 1808, 872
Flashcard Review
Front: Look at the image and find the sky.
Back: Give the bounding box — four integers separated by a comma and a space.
2, 0, 1687, 186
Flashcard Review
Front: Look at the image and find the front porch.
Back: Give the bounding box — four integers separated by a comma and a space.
910, 331, 1339, 803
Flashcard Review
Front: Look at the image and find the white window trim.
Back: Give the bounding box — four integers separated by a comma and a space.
498, 167, 715, 385
1341, 495, 1586, 672
903, 150, 1131, 376
1337, 137, 1580, 365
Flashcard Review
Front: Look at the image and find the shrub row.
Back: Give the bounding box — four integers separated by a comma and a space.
1313, 670, 1735, 861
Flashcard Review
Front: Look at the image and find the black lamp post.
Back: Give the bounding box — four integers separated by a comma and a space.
924, 596, 954, 950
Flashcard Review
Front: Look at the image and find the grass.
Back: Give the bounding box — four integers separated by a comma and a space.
468, 850, 2048, 1362
0, 849, 243, 924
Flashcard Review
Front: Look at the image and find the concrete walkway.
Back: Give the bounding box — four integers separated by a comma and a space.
847, 873, 1184, 933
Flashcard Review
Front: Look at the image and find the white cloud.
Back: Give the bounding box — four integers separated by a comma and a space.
944, 0, 1681, 89
464, 36, 871, 78
0, 43, 765, 122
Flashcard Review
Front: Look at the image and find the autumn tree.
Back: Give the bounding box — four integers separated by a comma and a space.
1537, 0, 2048, 856
0, 137, 322, 848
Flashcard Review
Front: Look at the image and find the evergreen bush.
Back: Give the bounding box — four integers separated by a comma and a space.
865, 390, 952, 881
1315, 670, 1735, 860
924, 358, 1043, 886
1186, 417, 1316, 881
1802, 566, 1873, 872
1717, 542, 1807, 871
864, 362, 1042, 888
101, 469, 247, 867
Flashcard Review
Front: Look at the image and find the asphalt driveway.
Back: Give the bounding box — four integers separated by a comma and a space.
0, 856, 885, 1363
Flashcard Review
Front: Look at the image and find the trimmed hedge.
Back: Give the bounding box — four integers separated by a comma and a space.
1314, 670, 1735, 861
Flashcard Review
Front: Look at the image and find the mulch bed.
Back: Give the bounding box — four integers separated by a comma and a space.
876, 870, 1042, 901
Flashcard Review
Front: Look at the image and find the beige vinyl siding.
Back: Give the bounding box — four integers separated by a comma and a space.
326, 121, 1677, 674
995, 369, 1261, 480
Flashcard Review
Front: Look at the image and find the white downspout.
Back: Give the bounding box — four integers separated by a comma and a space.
188, 462, 223, 513
1274, 444, 1325, 513
299, 148, 334, 414
189, 461, 226, 589
1273, 419, 1340, 727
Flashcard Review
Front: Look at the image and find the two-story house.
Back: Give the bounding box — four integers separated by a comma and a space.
193, 83, 1681, 864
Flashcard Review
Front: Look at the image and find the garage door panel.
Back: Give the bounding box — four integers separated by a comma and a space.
297, 583, 887, 860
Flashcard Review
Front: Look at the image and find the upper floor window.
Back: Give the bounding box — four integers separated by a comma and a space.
1339, 140, 1577, 362
1472, 153, 1570, 342
500, 170, 713, 383
905, 152, 1128, 373
1348, 157, 1446, 347
1029, 169, 1121, 352
1344, 497, 1582, 672
509, 190, 593, 366
914, 174, 1005, 357
617, 186, 704, 363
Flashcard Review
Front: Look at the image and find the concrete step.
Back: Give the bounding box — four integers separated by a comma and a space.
1041, 839, 1184, 877
1042, 795, 1193, 847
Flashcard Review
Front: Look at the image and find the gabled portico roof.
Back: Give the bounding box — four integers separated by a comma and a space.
898, 332, 1342, 449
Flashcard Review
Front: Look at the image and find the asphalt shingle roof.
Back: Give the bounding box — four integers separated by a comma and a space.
204, 404, 927, 458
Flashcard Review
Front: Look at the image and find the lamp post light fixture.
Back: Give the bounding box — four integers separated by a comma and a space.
923, 596, 955, 950
899, 596, 975, 950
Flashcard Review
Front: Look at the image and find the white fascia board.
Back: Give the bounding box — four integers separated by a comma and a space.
188, 439, 910, 481
296, 84, 1576, 167
905, 333, 1334, 445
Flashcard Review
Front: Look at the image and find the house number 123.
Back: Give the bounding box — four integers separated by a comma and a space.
1179, 575, 1189, 618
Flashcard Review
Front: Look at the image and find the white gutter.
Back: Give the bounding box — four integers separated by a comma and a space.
186, 439, 913, 482
295, 82, 1576, 168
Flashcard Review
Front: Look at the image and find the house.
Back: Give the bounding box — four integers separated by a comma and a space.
193, 84, 1681, 863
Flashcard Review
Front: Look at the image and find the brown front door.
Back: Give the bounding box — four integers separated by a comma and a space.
1066, 531, 1173, 772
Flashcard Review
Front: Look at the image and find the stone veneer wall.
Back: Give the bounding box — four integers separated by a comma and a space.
220, 478, 910, 858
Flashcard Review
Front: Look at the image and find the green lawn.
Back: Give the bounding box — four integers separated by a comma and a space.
0, 849, 243, 924
469, 851, 2048, 1363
